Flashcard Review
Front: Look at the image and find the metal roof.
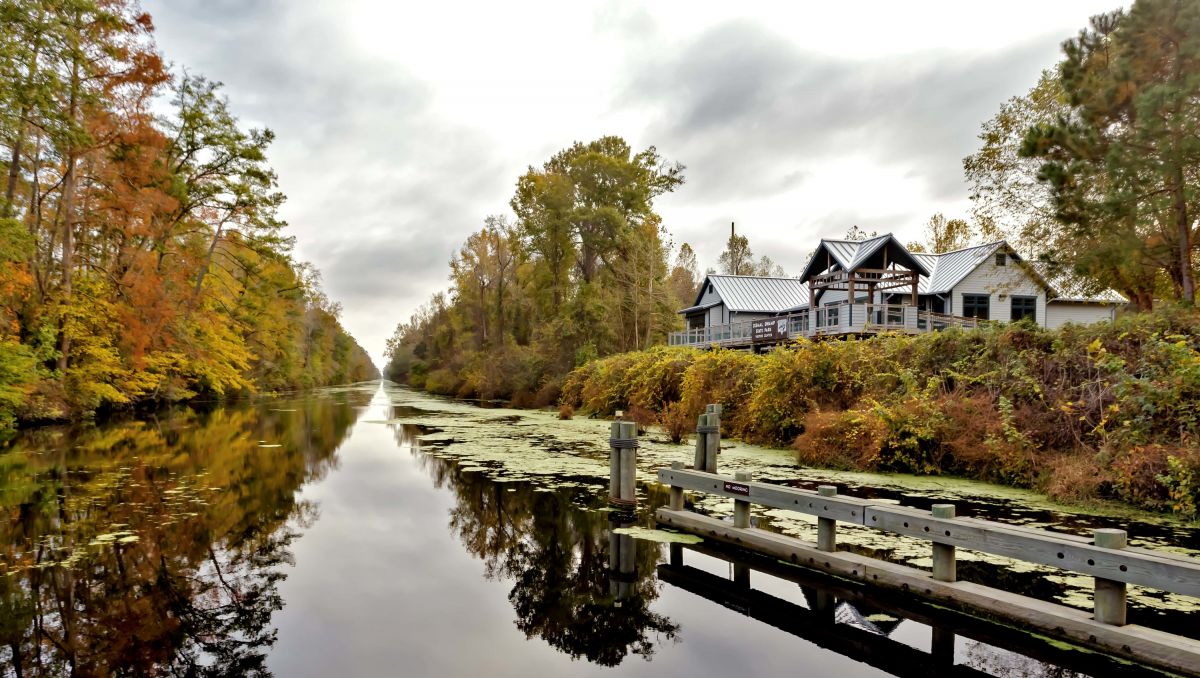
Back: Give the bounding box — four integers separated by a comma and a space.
799, 234, 930, 281
679, 236, 1125, 315
918, 241, 1008, 294
689, 274, 810, 313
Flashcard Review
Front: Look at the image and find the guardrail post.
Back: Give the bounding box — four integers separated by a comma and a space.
704, 404, 722, 473
817, 485, 837, 552
1093, 528, 1128, 626
669, 461, 685, 510
734, 471, 751, 528
931, 504, 956, 582
609, 420, 638, 511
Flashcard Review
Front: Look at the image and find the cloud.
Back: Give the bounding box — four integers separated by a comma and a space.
623, 20, 1063, 205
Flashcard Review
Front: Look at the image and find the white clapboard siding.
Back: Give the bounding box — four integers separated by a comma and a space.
951, 255, 1046, 325
1046, 302, 1116, 329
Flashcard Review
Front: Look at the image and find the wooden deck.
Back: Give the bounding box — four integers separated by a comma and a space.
667, 303, 982, 349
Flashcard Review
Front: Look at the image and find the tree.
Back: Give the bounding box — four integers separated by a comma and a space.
717, 223, 754, 275
964, 70, 1065, 256
921, 213, 971, 253
1022, 0, 1200, 306
666, 242, 699, 308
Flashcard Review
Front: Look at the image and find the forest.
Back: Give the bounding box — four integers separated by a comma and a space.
0, 1, 376, 435
384, 0, 1200, 404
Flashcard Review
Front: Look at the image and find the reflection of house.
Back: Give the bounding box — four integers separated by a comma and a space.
671, 234, 1124, 349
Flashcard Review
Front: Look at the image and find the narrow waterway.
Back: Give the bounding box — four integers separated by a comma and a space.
1, 382, 1196, 677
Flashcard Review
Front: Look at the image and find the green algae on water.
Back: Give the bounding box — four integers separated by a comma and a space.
612, 527, 703, 545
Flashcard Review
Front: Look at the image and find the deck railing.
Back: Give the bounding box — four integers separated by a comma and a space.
668, 303, 985, 347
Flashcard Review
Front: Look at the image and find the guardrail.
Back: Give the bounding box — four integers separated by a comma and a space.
655, 464, 1200, 674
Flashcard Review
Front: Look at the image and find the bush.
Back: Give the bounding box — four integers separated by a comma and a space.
558, 403, 574, 420
658, 401, 693, 444
552, 307, 1200, 514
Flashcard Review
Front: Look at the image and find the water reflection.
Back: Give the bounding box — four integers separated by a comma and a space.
0, 390, 370, 676
397, 423, 679, 666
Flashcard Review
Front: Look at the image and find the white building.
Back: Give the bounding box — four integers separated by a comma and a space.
672, 234, 1124, 348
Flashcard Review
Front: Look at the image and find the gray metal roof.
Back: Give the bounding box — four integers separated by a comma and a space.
692, 274, 810, 313
679, 237, 1125, 316
799, 234, 930, 281
919, 241, 1007, 294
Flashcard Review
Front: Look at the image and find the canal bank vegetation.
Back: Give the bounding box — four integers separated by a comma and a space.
386, 0, 1200, 411
560, 307, 1200, 516
0, 1, 376, 435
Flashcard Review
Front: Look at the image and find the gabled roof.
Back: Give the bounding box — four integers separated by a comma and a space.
682, 274, 809, 314
799, 234, 930, 282
916, 241, 1011, 295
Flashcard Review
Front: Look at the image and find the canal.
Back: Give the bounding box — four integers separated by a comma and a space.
1, 382, 1196, 676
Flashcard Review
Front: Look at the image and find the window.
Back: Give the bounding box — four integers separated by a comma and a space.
1011, 296, 1037, 323
962, 294, 990, 320
995, 253, 1007, 266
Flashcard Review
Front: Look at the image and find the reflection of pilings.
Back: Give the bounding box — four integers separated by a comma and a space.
657, 561, 989, 678
608, 517, 637, 601
664, 542, 1166, 678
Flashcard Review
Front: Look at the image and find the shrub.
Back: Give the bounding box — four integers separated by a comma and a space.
626, 404, 655, 435
794, 409, 885, 470
558, 403, 574, 420
658, 402, 694, 444
1043, 453, 1105, 504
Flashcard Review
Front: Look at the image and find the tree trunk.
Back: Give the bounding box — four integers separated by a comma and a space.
56, 153, 76, 374
1173, 167, 1195, 304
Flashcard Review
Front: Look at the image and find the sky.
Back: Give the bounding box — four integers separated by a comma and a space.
142, 0, 1125, 367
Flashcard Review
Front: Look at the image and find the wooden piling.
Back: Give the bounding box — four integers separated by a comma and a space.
618, 421, 637, 505
609, 419, 638, 511
931, 504, 956, 583
693, 414, 707, 470
669, 462, 685, 510
817, 485, 837, 552
1093, 528, 1127, 626
608, 421, 621, 502
734, 471, 751, 528
704, 409, 720, 474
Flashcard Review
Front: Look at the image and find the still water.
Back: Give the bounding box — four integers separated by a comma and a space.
1, 382, 1196, 677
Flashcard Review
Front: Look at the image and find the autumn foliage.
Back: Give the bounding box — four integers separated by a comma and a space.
561, 308, 1200, 514
0, 1, 375, 435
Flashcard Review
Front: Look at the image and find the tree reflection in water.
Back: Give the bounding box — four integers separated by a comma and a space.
395, 423, 679, 667
0, 390, 369, 677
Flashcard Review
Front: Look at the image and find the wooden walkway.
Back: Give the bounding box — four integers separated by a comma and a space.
667, 303, 982, 350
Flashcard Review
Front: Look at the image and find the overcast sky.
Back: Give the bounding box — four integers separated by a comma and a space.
143, 0, 1124, 366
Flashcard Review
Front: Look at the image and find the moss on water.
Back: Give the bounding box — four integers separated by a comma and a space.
612, 527, 703, 545
383, 383, 1200, 618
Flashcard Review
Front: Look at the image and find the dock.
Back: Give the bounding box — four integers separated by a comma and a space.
606, 407, 1200, 676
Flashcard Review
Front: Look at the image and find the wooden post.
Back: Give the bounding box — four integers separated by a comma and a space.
817, 485, 837, 552
669, 461, 685, 510
734, 471, 751, 528
608, 421, 621, 502
693, 413, 707, 470
619, 421, 637, 506
1093, 528, 1128, 626
932, 504, 956, 583
704, 405, 721, 474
